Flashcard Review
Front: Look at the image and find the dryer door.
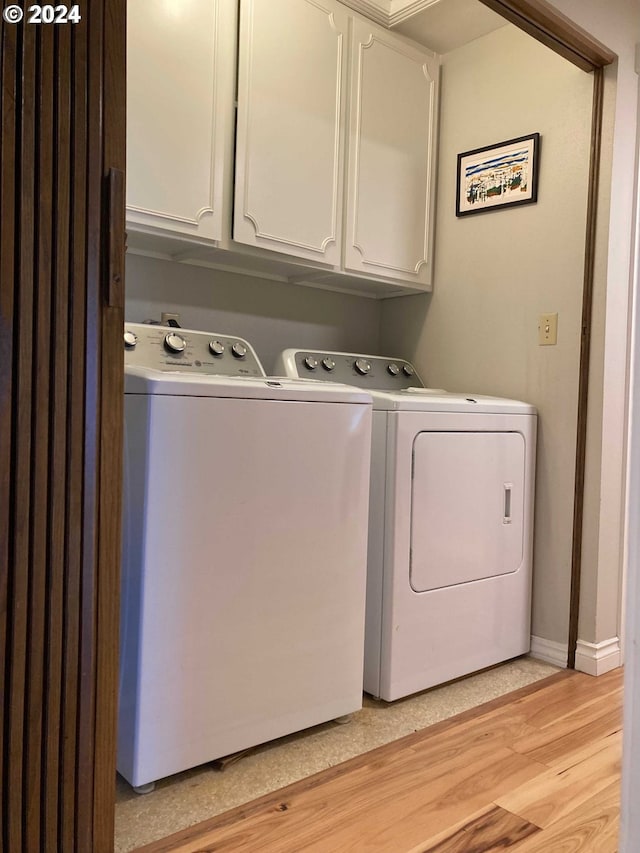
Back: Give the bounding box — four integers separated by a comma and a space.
410, 431, 525, 592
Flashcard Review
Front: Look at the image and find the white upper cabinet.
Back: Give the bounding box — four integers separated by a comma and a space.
344, 19, 439, 287
126, 0, 441, 295
126, 0, 236, 242
233, 0, 349, 265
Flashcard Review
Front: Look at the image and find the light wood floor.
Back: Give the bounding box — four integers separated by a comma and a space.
135, 667, 623, 853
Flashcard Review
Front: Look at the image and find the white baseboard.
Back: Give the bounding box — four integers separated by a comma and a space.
574, 637, 622, 676
529, 635, 568, 668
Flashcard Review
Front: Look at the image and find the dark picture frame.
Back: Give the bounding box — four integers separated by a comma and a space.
456, 133, 540, 217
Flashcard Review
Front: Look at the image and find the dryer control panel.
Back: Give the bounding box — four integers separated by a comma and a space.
276, 349, 424, 391
124, 323, 265, 378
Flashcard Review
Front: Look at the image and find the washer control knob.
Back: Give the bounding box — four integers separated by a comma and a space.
209, 340, 225, 357
164, 332, 186, 354
322, 357, 336, 372
354, 358, 371, 375
304, 356, 318, 371
123, 330, 138, 349
402, 363, 415, 377
231, 341, 247, 359
387, 363, 400, 376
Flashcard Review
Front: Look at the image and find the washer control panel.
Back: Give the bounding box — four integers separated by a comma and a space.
283, 350, 423, 390
124, 323, 265, 377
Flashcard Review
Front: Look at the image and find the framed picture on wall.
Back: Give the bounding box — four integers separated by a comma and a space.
456, 133, 540, 217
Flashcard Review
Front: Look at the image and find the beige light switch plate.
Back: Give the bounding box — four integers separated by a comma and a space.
538, 313, 558, 346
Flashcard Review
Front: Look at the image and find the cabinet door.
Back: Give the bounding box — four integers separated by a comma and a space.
345, 21, 439, 287
126, 0, 236, 241
234, 0, 349, 265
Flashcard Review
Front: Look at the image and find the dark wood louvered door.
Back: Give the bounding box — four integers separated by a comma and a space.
0, 3, 125, 851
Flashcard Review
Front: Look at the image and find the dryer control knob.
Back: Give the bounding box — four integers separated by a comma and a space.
387, 363, 400, 376
164, 332, 186, 354
402, 364, 415, 376
304, 356, 318, 370
355, 358, 371, 375
322, 357, 336, 371
209, 340, 225, 357
231, 342, 247, 359
123, 330, 138, 349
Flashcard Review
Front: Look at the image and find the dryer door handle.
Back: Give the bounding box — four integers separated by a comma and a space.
503, 483, 513, 524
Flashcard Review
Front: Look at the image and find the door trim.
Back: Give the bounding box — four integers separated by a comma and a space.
477, 0, 615, 71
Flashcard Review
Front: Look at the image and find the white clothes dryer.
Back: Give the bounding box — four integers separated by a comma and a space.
275, 349, 536, 702
118, 325, 372, 790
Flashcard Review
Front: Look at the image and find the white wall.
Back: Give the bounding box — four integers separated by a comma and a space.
622, 164, 640, 853
380, 24, 594, 651
544, 3, 640, 850
546, 0, 639, 674
125, 253, 382, 373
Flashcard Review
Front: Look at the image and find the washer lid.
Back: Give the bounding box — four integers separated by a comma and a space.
369, 389, 536, 414
124, 367, 372, 404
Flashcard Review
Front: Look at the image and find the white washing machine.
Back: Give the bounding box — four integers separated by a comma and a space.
275, 349, 536, 702
118, 325, 372, 790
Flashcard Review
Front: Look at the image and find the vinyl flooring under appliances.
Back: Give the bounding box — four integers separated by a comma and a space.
131, 665, 622, 852
116, 657, 560, 851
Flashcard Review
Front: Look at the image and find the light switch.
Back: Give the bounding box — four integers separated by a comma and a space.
538, 313, 558, 346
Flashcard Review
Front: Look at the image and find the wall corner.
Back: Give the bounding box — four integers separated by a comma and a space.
574, 637, 622, 675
